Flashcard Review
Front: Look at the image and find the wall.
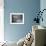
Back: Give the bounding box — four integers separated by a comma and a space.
40, 0, 46, 27
4, 0, 40, 42
0, 0, 4, 42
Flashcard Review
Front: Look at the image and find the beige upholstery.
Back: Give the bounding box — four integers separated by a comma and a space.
32, 25, 46, 46
35, 29, 45, 46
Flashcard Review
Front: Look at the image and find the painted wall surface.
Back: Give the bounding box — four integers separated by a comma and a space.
4, 0, 40, 42
40, 0, 46, 27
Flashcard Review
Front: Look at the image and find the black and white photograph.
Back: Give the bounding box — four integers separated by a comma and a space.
10, 13, 24, 24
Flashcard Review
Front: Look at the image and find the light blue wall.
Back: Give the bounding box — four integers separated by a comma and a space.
40, 0, 46, 27
4, 0, 40, 42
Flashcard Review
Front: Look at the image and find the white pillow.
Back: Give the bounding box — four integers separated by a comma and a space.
17, 37, 25, 46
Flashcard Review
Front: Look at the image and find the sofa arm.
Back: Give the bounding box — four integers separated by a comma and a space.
35, 29, 45, 46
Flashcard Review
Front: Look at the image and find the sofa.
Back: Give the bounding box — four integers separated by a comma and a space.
32, 25, 46, 46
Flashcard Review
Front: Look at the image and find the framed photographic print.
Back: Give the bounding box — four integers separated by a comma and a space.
10, 13, 24, 24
